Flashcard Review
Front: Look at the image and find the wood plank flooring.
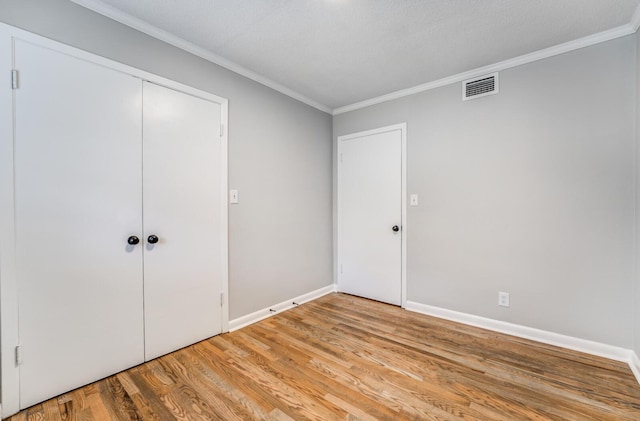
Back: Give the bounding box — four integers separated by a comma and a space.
7, 293, 640, 420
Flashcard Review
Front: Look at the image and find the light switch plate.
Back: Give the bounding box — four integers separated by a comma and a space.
410, 194, 418, 206
230, 189, 239, 204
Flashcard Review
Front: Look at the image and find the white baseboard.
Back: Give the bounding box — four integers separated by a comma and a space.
630, 351, 640, 384
229, 284, 337, 332
405, 301, 633, 364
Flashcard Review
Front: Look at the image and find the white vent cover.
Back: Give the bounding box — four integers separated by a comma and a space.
462, 72, 499, 100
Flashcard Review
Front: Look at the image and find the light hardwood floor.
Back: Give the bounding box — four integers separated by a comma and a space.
7, 293, 640, 420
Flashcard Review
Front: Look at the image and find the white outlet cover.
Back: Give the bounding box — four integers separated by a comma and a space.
498, 291, 510, 307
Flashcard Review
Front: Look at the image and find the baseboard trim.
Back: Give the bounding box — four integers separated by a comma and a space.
229, 284, 337, 332
405, 301, 633, 364
629, 351, 640, 384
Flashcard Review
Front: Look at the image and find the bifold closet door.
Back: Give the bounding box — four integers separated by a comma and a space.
14, 40, 144, 408
142, 82, 223, 361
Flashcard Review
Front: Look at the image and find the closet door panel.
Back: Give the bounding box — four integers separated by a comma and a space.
143, 82, 223, 360
14, 40, 144, 408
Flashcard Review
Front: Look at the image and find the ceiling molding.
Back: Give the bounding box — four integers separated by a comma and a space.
71, 0, 640, 117
70, 0, 333, 114
333, 23, 636, 115
632, 2, 640, 31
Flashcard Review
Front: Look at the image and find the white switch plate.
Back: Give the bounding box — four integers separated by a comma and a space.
498, 291, 510, 307
410, 194, 418, 206
230, 189, 239, 204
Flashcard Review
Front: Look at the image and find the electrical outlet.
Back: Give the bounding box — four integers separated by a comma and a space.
498, 291, 510, 307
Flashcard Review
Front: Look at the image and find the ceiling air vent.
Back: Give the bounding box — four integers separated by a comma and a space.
462, 72, 499, 101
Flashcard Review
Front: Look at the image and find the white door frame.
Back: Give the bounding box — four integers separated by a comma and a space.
0, 22, 229, 418
336, 123, 407, 307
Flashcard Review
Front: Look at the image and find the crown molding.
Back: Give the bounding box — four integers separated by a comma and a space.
631, 2, 640, 32
333, 23, 636, 115
70, 0, 332, 115
71, 0, 639, 117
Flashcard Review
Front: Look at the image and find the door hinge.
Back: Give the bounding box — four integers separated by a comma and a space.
15, 345, 22, 366
220, 124, 225, 137
220, 292, 224, 307
11, 70, 18, 89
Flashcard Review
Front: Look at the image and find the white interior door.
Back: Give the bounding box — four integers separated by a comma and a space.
142, 82, 223, 361
338, 126, 404, 305
14, 40, 144, 408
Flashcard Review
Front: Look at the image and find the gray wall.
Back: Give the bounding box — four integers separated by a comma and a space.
334, 35, 637, 348
0, 0, 333, 320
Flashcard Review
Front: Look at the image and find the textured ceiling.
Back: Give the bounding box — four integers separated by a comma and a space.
73, 0, 640, 111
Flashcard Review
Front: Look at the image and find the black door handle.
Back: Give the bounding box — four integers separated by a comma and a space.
147, 235, 159, 244
127, 235, 140, 245
392, 225, 400, 232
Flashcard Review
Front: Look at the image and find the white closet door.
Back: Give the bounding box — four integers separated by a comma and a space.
142, 82, 223, 361
14, 40, 144, 408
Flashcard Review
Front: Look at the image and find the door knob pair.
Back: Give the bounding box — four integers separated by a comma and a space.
127, 235, 159, 245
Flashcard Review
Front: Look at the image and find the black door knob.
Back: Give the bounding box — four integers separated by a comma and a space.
147, 234, 159, 244
392, 225, 400, 232
127, 235, 140, 245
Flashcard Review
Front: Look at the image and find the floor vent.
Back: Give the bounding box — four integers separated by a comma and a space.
463, 73, 499, 100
